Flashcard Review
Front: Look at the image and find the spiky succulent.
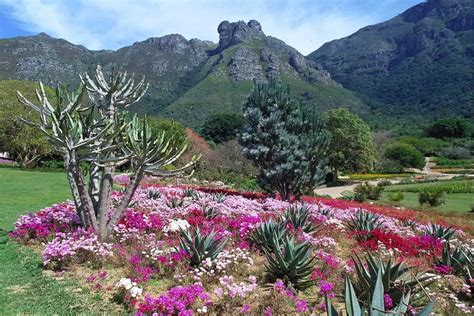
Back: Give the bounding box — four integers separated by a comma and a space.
282, 204, 320, 234
179, 228, 226, 267
347, 210, 385, 241
317, 207, 332, 217
147, 189, 161, 200
249, 220, 287, 253
212, 193, 226, 203
401, 219, 419, 230
326, 269, 435, 316
352, 253, 434, 305
264, 235, 316, 290
166, 197, 184, 208
424, 223, 456, 241
434, 241, 473, 275
202, 205, 219, 220
183, 188, 200, 200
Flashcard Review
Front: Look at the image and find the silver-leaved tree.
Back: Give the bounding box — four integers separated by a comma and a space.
17, 65, 198, 240
238, 79, 329, 200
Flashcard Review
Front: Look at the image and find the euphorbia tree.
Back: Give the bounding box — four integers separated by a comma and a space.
17, 66, 197, 240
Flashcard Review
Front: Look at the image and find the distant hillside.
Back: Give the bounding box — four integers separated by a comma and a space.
0, 20, 367, 129
308, 0, 474, 126
163, 20, 367, 128
1, 0, 473, 130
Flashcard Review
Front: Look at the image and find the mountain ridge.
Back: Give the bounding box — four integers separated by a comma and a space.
1, 0, 472, 130
308, 0, 474, 125
0, 19, 365, 129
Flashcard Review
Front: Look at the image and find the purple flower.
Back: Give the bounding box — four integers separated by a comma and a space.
319, 280, 334, 294
295, 299, 309, 313
240, 304, 251, 313
384, 293, 394, 310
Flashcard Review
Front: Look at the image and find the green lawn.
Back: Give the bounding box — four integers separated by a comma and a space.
380, 192, 473, 213
0, 167, 119, 315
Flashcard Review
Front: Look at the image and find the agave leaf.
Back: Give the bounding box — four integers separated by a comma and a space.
370, 269, 385, 316
415, 299, 436, 316
325, 294, 340, 316
393, 289, 411, 313
344, 276, 361, 316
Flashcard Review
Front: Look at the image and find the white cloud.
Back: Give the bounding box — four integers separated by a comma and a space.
0, 0, 387, 54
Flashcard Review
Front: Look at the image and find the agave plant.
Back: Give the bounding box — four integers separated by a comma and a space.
282, 204, 320, 234
212, 193, 226, 203
179, 228, 226, 267
317, 207, 332, 217
401, 219, 419, 231
326, 268, 435, 316
147, 189, 161, 200
249, 220, 287, 253
352, 253, 434, 305
346, 210, 385, 241
424, 223, 456, 240
183, 188, 200, 200
264, 235, 316, 290
202, 205, 219, 220
434, 241, 473, 275
166, 197, 184, 208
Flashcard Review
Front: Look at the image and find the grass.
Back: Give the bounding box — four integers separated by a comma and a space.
384, 179, 474, 194
347, 173, 413, 181
0, 167, 119, 315
380, 192, 474, 213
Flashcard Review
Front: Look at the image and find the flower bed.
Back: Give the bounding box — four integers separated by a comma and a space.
10, 185, 474, 315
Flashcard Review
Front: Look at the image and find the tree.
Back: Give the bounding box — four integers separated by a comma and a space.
238, 79, 329, 200
384, 143, 425, 169
147, 116, 187, 148
0, 80, 55, 167
325, 108, 376, 183
425, 117, 470, 139
17, 66, 197, 240
201, 113, 245, 144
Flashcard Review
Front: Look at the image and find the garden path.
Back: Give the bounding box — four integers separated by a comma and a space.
313, 158, 462, 198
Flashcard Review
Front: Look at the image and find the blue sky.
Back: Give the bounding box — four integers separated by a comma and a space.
0, 0, 423, 54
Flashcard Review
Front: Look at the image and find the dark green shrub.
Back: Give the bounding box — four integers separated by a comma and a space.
384, 143, 425, 169
374, 159, 404, 174
398, 136, 446, 156
388, 191, 404, 202
441, 147, 471, 160
377, 180, 392, 187
353, 182, 384, 201
425, 117, 470, 139
418, 189, 446, 207
39, 159, 64, 169
201, 113, 245, 144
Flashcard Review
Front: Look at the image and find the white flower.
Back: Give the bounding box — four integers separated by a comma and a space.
163, 219, 190, 233
130, 286, 143, 297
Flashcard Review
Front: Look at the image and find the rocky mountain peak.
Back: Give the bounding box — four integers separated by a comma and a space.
216, 19, 265, 51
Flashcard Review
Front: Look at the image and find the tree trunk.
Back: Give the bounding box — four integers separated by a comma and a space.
102, 166, 144, 240
332, 169, 338, 186
97, 165, 113, 239
66, 149, 97, 230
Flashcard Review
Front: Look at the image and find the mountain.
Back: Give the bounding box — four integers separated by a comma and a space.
308, 0, 474, 127
162, 20, 367, 128
0, 20, 366, 129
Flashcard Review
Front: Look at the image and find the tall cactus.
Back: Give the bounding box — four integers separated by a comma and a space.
17, 65, 198, 240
